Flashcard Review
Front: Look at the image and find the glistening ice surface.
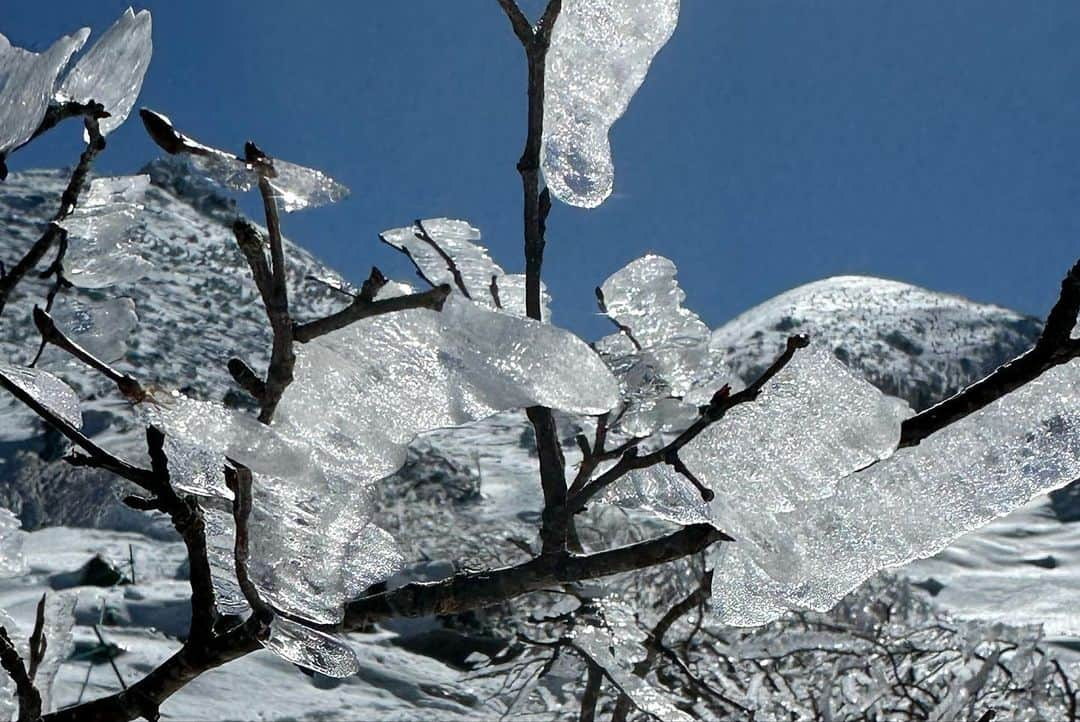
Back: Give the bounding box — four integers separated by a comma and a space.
56, 8, 152, 136
542, 0, 680, 207
61, 175, 154, 288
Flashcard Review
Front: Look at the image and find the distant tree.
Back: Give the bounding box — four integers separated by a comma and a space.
0, 3, 1078, 721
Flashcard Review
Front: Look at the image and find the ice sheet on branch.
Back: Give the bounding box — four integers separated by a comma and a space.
61, 175, 153, 288
35, 593, 77, 714
144, 292, 616, 629
200, 504, 249, 615
0, 365, 82, 431
56, 8, 152, 136
263, 616, 360, 678
380, 218, 549, 319
0, 28, 89, 154
47, 296, 137, 364
140, 110, 349, 212
596, 255, 735, 438
608, 346, 908, 525
707, 359, 1080, 627
542, 0, 680, 207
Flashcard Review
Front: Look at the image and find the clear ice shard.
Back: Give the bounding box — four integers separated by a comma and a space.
380, 218, 550, 319
144, 292, 617, 625
200, 504, 249, 615
35, 593, 77, 714
572, 624, 694, 722
48, 296, 138, 364
61, 175, 154, 288
56, 8, 152, 136
263, 616, 360, 678
268, 159, 350, 212
710, 359, 1080, 627
0, 506, 25, 578
0, 28, 89, 154
596, 255, 735, 439
542, 0, 680, 207
0, 365, 82, 430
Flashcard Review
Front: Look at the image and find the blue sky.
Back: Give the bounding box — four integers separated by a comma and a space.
4, 1, 1079, 338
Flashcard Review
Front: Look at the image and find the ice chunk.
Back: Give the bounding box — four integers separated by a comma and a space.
711, 359, 1080, 627
542, 0, 680, 207
186, 151, 257, 193
61, 175, 153, 288
0, 28, 89, 154
35, 593, 76, 714
262, 616, 360, 678
596, 255, 736, 439
57, 8, 152, 136
572, 624, 693, 722
380, 218, 550, 319
268, 159, 350, 213
200, 504, 248, 615
0, 506, 25, 578
48, 296, 137, 363
0, 365, 82, 430
162, 434, 231, 500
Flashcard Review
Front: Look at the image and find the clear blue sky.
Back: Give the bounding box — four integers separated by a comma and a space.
4, 1, 1079, 338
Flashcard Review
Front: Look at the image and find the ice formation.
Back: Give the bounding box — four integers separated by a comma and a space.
61, 175, 154, 288
542, 0, 680, 207
268, 159, 350, 212
200, 504, 249, 615
709, 358, 1080, 626
0, 28, 89, 154
0, 507, 25, 578
380, 218, 549, 319
144, 293, 616, 668
264, 616, 360, 679
596, 255, 735, 438
0, 365, 82, 430
56, 8, 152, 136
48, 296, 138, 364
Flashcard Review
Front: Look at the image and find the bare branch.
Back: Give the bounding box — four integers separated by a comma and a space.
0, 626, 41, 722
899, 257, 1080, 448
495, 0, 535, 45
27, 594, 47, 682
596, 286, 643, 350
579, 660, 604, 722
292, 284, 452, 343
32, 307, 146, 401
412, 220, 472, 299
224, 464, 272, 622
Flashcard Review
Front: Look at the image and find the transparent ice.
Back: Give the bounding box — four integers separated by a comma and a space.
49, 296, 137, 364
0, 506, 25, 578
268, 159, 350, 213
0, 365, 82, 430
61, 175, 154, 288
35, 593, 77, 714
200, 504, 249, 615
380, 218, 549, 319
56, 8, 152, 137
263, 616, 360, 679
0, 28, 89, 154
705, 359, 1080, 626
542, 0, 680, 207
596, 255, 735, 438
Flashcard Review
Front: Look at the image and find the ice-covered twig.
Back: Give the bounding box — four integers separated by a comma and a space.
568, 334, 811, 514
0, 108, 107, 316
223, 464, 272, 623
0, 627, 41, 722
899, 256, 1080, 447
579, 661, 604, 722
595, 286, 642, 351
27, 594, 47, 682
32, 307, 145, 401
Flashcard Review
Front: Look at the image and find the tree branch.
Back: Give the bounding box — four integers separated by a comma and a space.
32, 307, 145, 401
899, 257, 1080, 448
292, 283, 452, 343
0, 627, 41, 722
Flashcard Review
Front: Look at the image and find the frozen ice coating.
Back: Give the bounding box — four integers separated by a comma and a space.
0, 365, 82, 430
711, 359, 1080, 627
263, 616, 360, 678
201, 505, 249, 615
186, 152, 257, 193
35, 593, 77, 714
572, 624, 695, 722
0, 507, 25, 578
61, 175, 154, 288
268, 158, 350, 213
380, 218, 550, 319
0, 28, 89, 154
542, 0, 680, 207
49, 296, 138, 364
596, 255, 735, 438
56, 8, 152, 136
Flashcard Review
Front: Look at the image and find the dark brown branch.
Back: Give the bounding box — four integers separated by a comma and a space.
0, 108, 107, 316
579, 660, 604, 722
0, 627, 41, 722
596, 286, 642, 351
899, 257, 1080, 448
568, 334, 810, 514
413, 220, 472, 299
343, 522, 728, 628
32, 307, 145, 401
224, 464, 272, 622
292, 284, 452, 343
27, 594, 47, 682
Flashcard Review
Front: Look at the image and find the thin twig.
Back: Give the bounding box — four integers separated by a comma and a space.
0, 626, 42, 722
